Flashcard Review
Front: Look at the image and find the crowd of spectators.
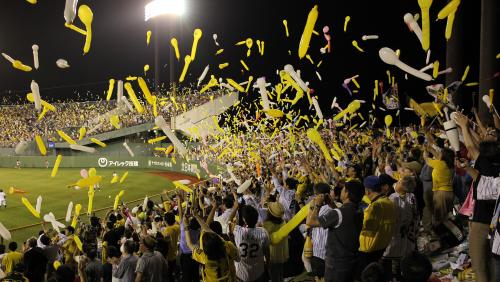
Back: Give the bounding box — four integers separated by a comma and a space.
0, 89, 227, 148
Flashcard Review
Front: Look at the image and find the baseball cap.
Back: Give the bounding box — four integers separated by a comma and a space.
363, 175, 381, 192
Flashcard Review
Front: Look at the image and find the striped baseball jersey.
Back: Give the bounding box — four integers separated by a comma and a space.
312, 205, 332, 260
234, 225, 270, 281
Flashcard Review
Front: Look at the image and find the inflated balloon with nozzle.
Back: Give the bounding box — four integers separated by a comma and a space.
307, 128, 332, 162
191, 29, 202, 60
379, 47, 432, 81
64, 0, 79, 24
171, 38, 180, 60
77, 5, 93, 54
417, 0, 433, 50
385, 115, 393, 137
404, 13, 423, 44
333, 100, 361, 121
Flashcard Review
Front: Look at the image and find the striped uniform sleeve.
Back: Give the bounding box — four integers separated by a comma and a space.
318, 207, 341, 229
312, 205, 332, 259
476, 175, 500, 201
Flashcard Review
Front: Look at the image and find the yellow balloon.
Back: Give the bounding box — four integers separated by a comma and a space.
144, 64, 150, 73
171, 38, 180, 60
53, 261, 61, 270
110, 115, 120, 129
437, 0, 460, 20
88, 168, 96, 177
219, 62, 229, 69
12, 60, 32, 72
271, 203, 310, 244
78, 127, 87, 140
173, 181, 193, 193
265, 109, 284, 118
384, 115, 393, 126
71, 204, 82, 228
57, 130, 76, 145
226, 78, 245, 92
417, 0, 433, 51
21, 197, 40, 218
106, 79, 115, 101
333, 100, 361, 121
298, 5, 318, 59
74, 235, 83, 251
51, 155, 63, 178
191, 29, 203, 61
111, 174, 119, 184
78, 5, 93, 54
179, 55, 192, 83
87, 186, 95, 215
146, 30, 152, 45
119, 171, 129, 183
113, 190, 125, 209
35, 135, 47, 156
90, 138, 106, 148
307, 128, 332, 162
445, 12, 456, 41
124, 82, 144, 113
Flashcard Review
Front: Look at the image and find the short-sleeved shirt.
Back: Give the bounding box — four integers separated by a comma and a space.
192, 238, 239, 282
2, 252, 23, 273
234, 225, 269, 281
0, 192, 6, 201
135, 251, 168, 282
427, 159, 453, 192
113, 254, 138, 282
162, 224, 180, 261
318, 203, 363, 281
472, 154, 499, 224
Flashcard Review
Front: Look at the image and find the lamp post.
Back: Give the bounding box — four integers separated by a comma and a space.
145, 0, 185, 95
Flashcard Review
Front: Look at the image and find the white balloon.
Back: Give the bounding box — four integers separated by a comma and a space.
36, 195, 43, 214
177, 179, 191, 185
362, 35, 379, 41
0, 222, 11, 241
32, 45, 39, 70
256, 77, 271, 111
15, 141, 29, 155
30, 80, 42, 111
69, 144, 96, 153
197, 65, 209, 87
482, 95, 492, 108
155, 116, 188, 156
117, 80, 124, 103
64, 0, 79, 24
56, 59, 70, 68
284, 65, 308, 92
65, 202, 73, 222
312, 96, 324, 120
379, 47, 432, 81
403, 13, 423, 44
123, 142, 135, 157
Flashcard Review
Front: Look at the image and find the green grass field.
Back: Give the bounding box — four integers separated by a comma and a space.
0, 168, 178, 243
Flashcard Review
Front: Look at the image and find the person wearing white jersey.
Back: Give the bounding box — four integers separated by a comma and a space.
232, 205, 270, 282
0, 190, 5, 208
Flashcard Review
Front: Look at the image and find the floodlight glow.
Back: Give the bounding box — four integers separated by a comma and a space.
145, 0, 185, 21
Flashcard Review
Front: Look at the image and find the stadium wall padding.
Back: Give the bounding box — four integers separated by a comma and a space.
0, 156, 220, 178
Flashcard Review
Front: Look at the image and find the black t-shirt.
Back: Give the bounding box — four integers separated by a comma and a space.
472, 154, 499, 223
24, 247, 48, 282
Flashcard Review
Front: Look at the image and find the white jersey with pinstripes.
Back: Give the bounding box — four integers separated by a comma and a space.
234, 225, 270, 281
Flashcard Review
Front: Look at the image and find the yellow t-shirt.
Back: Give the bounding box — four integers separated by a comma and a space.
2, 251, 23, 273
427, 159, 453, 192
163, 224, 180, 261
62, 235, 77, 262
192, 240, 239, 282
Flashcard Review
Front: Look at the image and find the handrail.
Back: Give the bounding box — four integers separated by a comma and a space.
7, 178, 210, 233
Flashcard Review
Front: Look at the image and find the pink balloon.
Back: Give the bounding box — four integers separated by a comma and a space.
80, 169, 88, 179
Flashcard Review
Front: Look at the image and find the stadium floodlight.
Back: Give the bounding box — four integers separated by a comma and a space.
145, 0, 186, 21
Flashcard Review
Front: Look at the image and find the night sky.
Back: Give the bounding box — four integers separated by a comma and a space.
0, 0, 482, 124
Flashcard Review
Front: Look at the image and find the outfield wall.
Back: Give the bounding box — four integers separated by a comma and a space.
0, 156, 221, 178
